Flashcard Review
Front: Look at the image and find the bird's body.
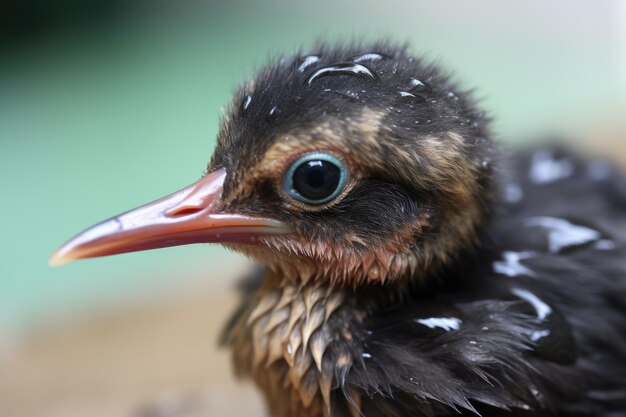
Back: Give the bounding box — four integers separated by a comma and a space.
52, 42, 626, 416
224, 147, 626, 417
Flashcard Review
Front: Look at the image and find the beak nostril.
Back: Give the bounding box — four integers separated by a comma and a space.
166, 206, 204, 217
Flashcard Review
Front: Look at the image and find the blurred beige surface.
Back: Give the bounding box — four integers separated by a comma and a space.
0, 286, 263, 417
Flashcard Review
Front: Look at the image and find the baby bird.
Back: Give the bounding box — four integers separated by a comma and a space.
51, 41, 626, 417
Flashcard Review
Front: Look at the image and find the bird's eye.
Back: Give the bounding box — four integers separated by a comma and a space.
283, 153, 348, 205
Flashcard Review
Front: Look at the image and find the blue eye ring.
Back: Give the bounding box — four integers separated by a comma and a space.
283, 152, 349, 205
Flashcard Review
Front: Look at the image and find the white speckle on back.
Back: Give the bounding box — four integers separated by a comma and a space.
513, 289, 553, 343
529, 150, 574, 184
410, 78, 425, 87
493, 251, 537, 277
415, 317, 462, 331
530, 329, 550, 342
242, 95, 252, 111
298, 55, 320, 72
526, 217, 600, 253
353, 53, 384, 63
511, 288, 552, 320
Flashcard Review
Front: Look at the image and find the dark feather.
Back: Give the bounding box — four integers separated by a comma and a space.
216, 41, 626, 417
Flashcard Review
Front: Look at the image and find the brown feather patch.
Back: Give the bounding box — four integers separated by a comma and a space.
228, 272, 365, 417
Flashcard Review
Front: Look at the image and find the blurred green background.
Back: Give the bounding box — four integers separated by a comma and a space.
1, 0, 625, 342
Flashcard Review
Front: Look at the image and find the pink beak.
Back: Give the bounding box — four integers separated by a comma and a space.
50, 168, 291, 266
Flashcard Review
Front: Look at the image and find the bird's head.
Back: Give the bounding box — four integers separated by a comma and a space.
51, 42, 495, 287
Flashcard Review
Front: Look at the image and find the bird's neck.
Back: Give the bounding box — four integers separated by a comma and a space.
226, 234, 493, 417
228, 271, 366, 417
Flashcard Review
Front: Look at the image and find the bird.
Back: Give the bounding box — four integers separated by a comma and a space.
50, 41, 626, 417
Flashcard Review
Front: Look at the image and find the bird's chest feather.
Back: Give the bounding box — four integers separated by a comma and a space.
228, 274, 365, 417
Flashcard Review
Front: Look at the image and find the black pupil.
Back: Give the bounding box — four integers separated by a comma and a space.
293, 160, 341, 202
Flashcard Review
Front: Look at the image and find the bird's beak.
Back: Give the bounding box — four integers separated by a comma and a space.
49, 168, 291, 266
